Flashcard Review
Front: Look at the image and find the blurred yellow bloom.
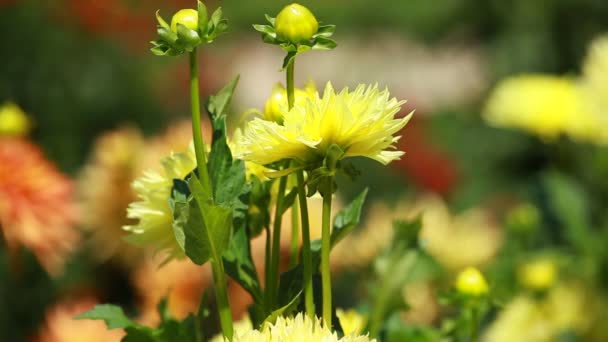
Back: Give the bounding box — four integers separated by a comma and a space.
222, 313, 375, 342
337, 308, 368, 335
0, 102, 31, 136
455, 267, 489, 296
236, 82, 411, 166
484, 284, 597, 342
35, 298, 124, 342
518, 258, 557, 291
275, 3, 319, 44
263, 82, 316, 123
123, 144, 196, 258
581, 35, 608, 144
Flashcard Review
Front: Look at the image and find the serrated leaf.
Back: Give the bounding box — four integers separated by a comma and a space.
331, 188, 368, 245
223, 227, 263, 304
184, 176, 233, 265
75, 304, 136, 330
206, 76, 239, 123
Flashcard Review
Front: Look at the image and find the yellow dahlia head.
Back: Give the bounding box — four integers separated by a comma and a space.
223, 313, 375, 342
517, 258, 557, 291
123, 145, 196, 258
236, 82, 411, 166
263, 82, 316, 123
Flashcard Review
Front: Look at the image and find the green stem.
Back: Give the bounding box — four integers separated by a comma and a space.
470, 306, 479, 342
189, 49, 211, 190
296, 170, 315, 318
289, 199, 300, 267
321, 183, 333, 327
286, 59, 295, 109
267, 170, 288, 309
264, 225, 271, 312
211, 260, 234, 340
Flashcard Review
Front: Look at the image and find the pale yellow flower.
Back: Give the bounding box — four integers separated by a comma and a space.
517, 258, 557, 291
123, 144, 196, 258
337, 308, 368, 335
580, 35, 608, 144
221, 313, 375, 342
236, 82, 411, 166
263, 82, 317, 123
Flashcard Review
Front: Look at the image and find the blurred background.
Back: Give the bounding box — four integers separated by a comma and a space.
1, 0, 608, 340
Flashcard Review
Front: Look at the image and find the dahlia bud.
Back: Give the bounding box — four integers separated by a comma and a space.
171, 9, 199, 33
455, 267, 489, 296
518, 259, 557, 291
274, 3, 319, 44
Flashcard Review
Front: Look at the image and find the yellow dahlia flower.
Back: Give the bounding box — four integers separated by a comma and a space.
517, 258, 557, 291
222, 313, 375, 342
123, 145, 196, 258
336, 308, 368, 336
236, 82, 411, 166
263, 82, 316, 123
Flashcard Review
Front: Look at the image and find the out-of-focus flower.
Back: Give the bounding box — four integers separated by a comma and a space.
506, 203, 540, 233
483, 284, 597, 342
35, 297, 124, 342
401, 281, 440, 325
517, 259, 557, 291
78, 127, 144, 265
78, 121, 200, 266
455, 267, 489, 296
123, 144, 196, 258
337, 308, 368, 335
223, 313, 375, 342
581, 35, 608, 144
133, 258, 211, 326
0, 102, 31, 136
0, 137, 78, 275
332, 195, 501, 272
263, 83, 316, 123
210, 316, 254, 342
274, 3, 319, 44
236, 82, 411, 166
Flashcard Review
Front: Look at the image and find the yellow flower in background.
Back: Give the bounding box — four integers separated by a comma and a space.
123, 145, 196, 258
337, 308, 368, 335
455, 267, 489, 296
275, 3, 319, 44
0, 102, 31, 136
483, 284, 597, 342
483, 75, 588, 140
221, 313, 375, 342
263, 82, 316, 123
518, 258, 557, 291
236, 82, 411, 166
581, 35, 608, 144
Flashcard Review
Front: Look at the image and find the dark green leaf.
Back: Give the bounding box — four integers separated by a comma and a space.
122, 327, 156, 342
197, 1, 208, 36
223, 227, 263, 303
331, 188, 368, 245
278, 188, 298, 216
176, 24, 201, 47
264, 291, 302, 324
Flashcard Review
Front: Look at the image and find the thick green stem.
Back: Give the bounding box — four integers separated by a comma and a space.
211, 260, 234, 340
267, 171, 288, 309
470, 306, 480, 342
321, 185, 333, 327
189, 49, 211, 190
296, 171, 315, 318
289, 199, 300, 267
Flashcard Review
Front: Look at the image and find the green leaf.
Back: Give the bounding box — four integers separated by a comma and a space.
252, 24, 275, 36
176, 24, 201, 48
264, 291, 302, 324
331, 188, 368, 245
312, 37, 337, 51
223, 227, 263, 304
314, 25, 336, 38
156, 10, 170, 30
264, 14, 276, 25
75, 304, 136, 330
122, 327, 157, 342
158, 315, 199, 342
157, 26, 178, 44
197, 1, 208, 35
207, 76, 239, 124
282, 51, 297, 70
184, 176, 233, 265
542, 172, 591, 251
278, 188, 298, 217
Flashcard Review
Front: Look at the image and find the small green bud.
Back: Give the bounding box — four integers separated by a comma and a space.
171, 9, 199, 33
455, 267, 489, 297
274, 3, 319, 44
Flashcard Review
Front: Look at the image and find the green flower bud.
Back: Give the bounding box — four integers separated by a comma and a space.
274, 3, 319, 44
171, 9, 199, 33
455, 267, 489, 297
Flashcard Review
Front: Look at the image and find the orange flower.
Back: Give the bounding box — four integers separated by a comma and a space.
0, 137, 78, 275
35, 297, 124, 342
